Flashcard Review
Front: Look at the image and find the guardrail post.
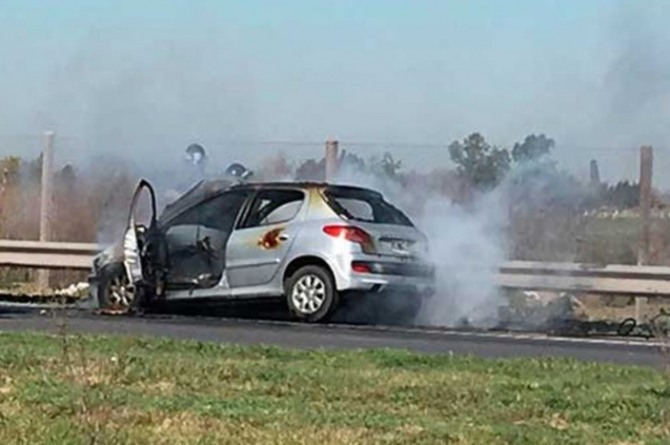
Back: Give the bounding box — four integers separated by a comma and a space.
635, 145, 653, 322
325, 139, 339, 182
37, 131, 55, 289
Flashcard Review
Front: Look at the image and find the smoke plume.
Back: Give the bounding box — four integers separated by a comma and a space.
415, 191, 507, 327
330, 153, 510, 328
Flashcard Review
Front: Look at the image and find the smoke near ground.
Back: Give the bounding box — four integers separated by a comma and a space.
416, 191, 508, 327
325, 153, 510, 328
326, 144, 628, 329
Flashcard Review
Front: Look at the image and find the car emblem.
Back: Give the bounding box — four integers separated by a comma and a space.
392, 241, 410, 253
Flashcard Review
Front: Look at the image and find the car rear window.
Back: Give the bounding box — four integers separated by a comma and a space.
323, 188, 413, 227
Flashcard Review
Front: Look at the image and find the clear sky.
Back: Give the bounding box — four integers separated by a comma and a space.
1, 1, 669, 186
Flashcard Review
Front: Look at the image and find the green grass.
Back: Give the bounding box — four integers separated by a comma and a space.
0, 332, 668, 444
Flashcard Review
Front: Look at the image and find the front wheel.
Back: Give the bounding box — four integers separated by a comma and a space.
97, 263, 140, 314
285, 265, 338, 323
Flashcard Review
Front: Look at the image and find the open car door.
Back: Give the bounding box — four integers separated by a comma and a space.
123, 179, 161, 291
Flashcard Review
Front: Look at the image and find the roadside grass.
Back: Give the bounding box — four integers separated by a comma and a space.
0, 332, 668, 445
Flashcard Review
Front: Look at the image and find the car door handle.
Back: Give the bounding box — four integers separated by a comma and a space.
278, 234, 289, 241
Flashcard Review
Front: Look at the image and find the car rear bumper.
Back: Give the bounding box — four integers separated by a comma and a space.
330, 254, 436, 296
345, 276, 436, 296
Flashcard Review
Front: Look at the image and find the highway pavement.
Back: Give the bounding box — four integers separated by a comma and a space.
0, 309, 663, 367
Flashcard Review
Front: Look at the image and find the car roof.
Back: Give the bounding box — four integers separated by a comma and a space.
159, 179, 380, 224
233, 181, 378, 193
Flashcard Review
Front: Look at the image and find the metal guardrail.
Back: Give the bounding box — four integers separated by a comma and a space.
2, 240, 670, 297
0, 240, 100, 270
497, 261, 670, 296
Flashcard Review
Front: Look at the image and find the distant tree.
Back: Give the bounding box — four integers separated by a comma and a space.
257, 153, 293, 180
338, 151, 366, 172
380, 152, 402, 178
510, 163, 587, 212
16, 154, 44, 184
0, 156, 20, 187
57, 164, 77, 185
448, 133, 510, 190
0, 156, 21, 232
605, 181, 639, 209
511, 134, 555, 163
295, 151, 399, 184
366, 152, 402, 180
295, 158, 325, 181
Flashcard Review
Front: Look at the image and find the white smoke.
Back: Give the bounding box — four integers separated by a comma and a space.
416, 190, 508, 327
332, 155, 509, 328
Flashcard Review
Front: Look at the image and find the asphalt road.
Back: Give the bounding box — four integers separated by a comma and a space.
0, 309, 664, 367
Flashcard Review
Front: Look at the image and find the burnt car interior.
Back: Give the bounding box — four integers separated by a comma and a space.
147, 187, 305, 291
160, 190, 249, 289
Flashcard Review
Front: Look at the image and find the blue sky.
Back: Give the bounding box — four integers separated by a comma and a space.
1, 1, 669, 185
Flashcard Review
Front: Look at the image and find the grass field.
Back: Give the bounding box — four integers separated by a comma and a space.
0, 332, 668, 445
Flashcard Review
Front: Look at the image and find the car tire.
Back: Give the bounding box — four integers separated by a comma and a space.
617, 317, 636, 336
97, 263, 140, 314
285, 265, 338, 323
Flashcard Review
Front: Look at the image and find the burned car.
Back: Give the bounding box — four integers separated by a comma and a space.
89, 178, 436, 322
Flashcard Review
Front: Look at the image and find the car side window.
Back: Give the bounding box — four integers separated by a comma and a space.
242, 190, 304, 228
168, 190, 249, 232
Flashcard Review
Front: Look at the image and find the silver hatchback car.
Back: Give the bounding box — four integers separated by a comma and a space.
89, 179, 436, 322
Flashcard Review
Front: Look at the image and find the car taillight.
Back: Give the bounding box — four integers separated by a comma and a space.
351, 261, 372, 274
323, 225, 374, 252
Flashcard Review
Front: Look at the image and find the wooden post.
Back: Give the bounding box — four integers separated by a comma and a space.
325, 139, 339, 182
636, 145, 653, 322
37, 131, 55, 289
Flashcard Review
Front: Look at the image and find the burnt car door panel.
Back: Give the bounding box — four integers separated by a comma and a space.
162, 224, 223, 287
159, 189, 250, 289
225, 189, 305, 288
123, 179, 158, 286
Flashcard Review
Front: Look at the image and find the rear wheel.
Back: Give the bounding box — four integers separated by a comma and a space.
285, 265, 338, 322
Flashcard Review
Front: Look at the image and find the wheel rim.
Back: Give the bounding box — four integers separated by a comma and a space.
108, 274, 135, 309
291, 274, 327, 315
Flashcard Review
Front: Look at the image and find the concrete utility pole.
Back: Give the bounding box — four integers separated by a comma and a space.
37, 131, 54, 289
636, 145, 653, 322
325, 139, 339, 182
589, 159, 600, 189
638, 146, 653, 266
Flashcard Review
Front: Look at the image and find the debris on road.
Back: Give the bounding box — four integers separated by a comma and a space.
497, 290, 588, 331
53, 282, 89, 299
